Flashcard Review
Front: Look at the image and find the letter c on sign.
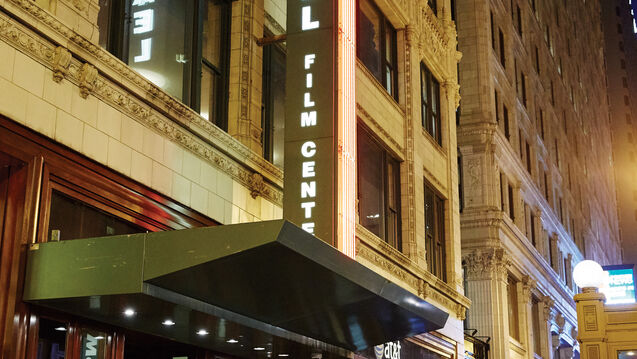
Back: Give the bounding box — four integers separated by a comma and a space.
301, 141, 316, 158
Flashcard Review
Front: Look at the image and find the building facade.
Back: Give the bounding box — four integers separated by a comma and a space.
457, 0, 622, 359
602, 0, 637, 267
0, 0, 469, 358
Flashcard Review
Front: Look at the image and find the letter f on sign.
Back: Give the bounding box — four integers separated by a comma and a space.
302, 6, 319, 30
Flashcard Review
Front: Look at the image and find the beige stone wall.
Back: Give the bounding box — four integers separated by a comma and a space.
458, 0, 622, 358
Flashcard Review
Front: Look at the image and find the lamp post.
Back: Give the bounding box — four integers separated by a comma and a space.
573, 260, 607, 359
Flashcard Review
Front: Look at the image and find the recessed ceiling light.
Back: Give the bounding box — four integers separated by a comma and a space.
196, 329, 209, 336
226, 339, 238, 343
54, 327, 66, 332
162, 319, 175, 326
278, 354, 290, 357
254, 347, 265, 351
94, 336, 104, 340
123, 308, 136, 317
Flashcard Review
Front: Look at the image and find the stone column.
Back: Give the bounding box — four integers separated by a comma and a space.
540, 296, 555, 359
575, 290, 608, 359
227, 0, 265, 153
463, 248, 512, 359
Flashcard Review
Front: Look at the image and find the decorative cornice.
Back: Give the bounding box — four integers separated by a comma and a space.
0, 9, 284, 205
264, 12, 285, 36
4, 0, 284, 187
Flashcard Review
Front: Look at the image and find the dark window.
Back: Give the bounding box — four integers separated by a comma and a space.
357, 0, 398, 99
538, 109, 545, 140
555, 139, 560, 167
98, 0, 231, 129
491, 12, 496, 50
261, 39, 286, 168
48, 191, 145, 242
495, 89, 500, 123
530, 211, 536, 246
37, 318, 67, 359
507, 276, 520, 341
621, 59, 627, 69
421, 63, 442, 144
550, 81, 555, 105
526, 141, 531, 173
503, 104, 510, 140
508, 184, 515, 220
458, 152, 464, 213
500, 173, 506, 211
499, 29, 506, 67
450, 0, 456, 22
623, 77, 629, 88
618, 23, 623, 33
521, 72, 527, 107
425, 182, 446, 281
535, 46, 540, 74
428, 0, 437, 15
544, 172, 549, 201
357, 126, 402, 249
549, 236, 555, 268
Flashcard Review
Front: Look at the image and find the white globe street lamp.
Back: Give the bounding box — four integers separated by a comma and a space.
573, 260, 606, 292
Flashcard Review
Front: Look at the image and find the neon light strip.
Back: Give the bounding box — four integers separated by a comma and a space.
338, 0, 356, 258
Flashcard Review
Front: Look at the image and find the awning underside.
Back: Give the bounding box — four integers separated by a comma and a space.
24, 220, 448, 356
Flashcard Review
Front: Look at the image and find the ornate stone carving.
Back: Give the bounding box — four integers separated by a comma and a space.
52, 46, 71, 82
555, 312, 566, 333
248, 172, 266, 199
78, 63, 97, 98
462, 247, 511, 280
521, 275, 537, 302
444, 81, 461, 109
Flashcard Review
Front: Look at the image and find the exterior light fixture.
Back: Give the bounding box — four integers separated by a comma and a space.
123, 308, 136, 317
162, 319, 175, 326
573, 260, 606, 292
226, 339, 238, 344
196, 329, 209, 336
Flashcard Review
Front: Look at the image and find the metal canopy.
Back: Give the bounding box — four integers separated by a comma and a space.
24, 220, 448, 356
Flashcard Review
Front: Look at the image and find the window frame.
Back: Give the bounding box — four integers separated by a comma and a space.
420, 62, 442, 145
357, 125, 403, 250
356, 0, 399, 100
99, 0, 232, 130
261, 31, 286, 167
424, 181, 446, 281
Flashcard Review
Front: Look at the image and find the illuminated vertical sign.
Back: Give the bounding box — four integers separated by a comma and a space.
284, 0, 356, 257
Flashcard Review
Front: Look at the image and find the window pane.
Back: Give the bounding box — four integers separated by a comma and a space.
358, 130, 384, 238
200, 65, 220, 123
357, 0, 382, 82
97, 0, 112, 49
48, 191, 145, 242
202, 1, 223, 67
128, 0, 189, 100
262, 44, 286, 168
37, 318, 67, 359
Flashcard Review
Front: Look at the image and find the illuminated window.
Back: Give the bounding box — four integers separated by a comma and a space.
98, 0, 231, 129
357, 126, 402, 250
357, 0, 398, 99
261, 36, 286, 168
507, 276, 520, 341
425, 182, 446, 281
421, 63, 442, 144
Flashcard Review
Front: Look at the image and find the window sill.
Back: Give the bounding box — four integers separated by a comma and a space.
421, 128, 447, 157
356, 59, 405, 116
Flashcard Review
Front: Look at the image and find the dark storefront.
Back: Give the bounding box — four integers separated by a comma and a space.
0, 117, 449, 358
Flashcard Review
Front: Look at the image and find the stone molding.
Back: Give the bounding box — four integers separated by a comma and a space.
0, 9, 283, 205
356, 225, 471, 316
463, 247, 512, 280
4, 0, 284, 188
52, 46, 71, 82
